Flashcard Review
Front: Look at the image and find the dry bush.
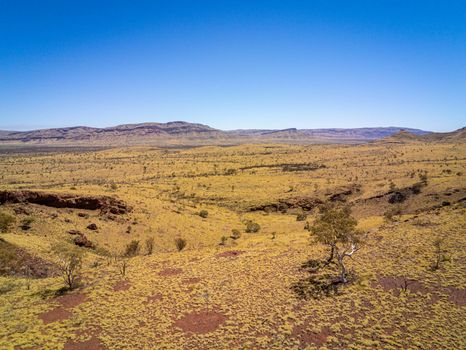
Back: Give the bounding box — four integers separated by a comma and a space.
175, 238, 187, 251
51, 243, 84, 290
124, 240, 140, 257
145, 237, 155, 255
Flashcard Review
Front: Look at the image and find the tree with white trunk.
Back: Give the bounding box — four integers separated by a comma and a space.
310, 205, 363, 283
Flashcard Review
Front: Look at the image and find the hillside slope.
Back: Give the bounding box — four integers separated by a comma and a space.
0, 122, 430, 145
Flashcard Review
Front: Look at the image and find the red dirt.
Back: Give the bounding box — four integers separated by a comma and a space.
174, 310, 228, 334
447, 287, 466, 307
39, 307, 72, 324
56, 293, 88, 308
113, 280, 131, 291
182, 277, 201, 284
159, 268, 183, 276
292, 324, 331, 348
64, 337, 104, 350
215, 250, 245, 258
375, 276, 429, 296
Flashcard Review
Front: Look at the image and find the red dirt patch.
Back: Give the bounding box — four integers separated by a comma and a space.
375, 276, 429, 296
174, 310, 227, 334
113, 280, 131, 291
64, 337, 104, 350
292, 324, 331, 348
159, 268, 183, 276
215, 250, 245, 258
182, 277, 201, 284
56, 293, 88, 308
39, 307, 72, 324
447, 287, 466, 307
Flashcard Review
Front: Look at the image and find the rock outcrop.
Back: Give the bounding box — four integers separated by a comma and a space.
0, 190, 131, 215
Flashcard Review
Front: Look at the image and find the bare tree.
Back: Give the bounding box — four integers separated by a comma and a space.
52, 243, 84, 290
431, 237, 447, 271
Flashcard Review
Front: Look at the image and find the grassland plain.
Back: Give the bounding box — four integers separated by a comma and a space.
0, 141, 465, 349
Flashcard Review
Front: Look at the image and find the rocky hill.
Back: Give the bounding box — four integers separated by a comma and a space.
380, 127, 466, 144
0, 122, 432, 145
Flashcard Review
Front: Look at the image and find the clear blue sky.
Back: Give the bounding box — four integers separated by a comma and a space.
1, 1, 465, 131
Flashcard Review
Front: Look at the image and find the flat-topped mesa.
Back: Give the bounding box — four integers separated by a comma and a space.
0, 190, 131, 215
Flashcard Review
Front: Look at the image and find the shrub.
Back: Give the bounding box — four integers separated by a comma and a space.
245, 221, 261, 233
411, 182, 423, 194
0, 212, 15, 233
199, 210, 209, 218
175, 238, 187, 252
230, 229, 241, 240
296, 213, 307, 221
145, 237, 155, 255
20, 217, 34, 231
419, 172, 428, 185
124, 240, 140, 257
119, 258, 128, 277
220, 236, 228, 245
384, 205, 403, 222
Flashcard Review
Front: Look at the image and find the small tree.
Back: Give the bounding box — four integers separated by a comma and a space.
175, 238, 187, 252
52, 243, 84, 290
145, 237, 155, 255
310, 205, 363, 283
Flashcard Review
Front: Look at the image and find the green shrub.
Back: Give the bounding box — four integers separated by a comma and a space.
199, 210, 209, 218
230, 229, 241, 240
0, 212, 15, 233
245, 221, 261, 233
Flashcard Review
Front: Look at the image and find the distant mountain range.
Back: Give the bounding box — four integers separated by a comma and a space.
0, 121, 462, 146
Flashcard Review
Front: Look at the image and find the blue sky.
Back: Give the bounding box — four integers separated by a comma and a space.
1, 1, 465, 131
